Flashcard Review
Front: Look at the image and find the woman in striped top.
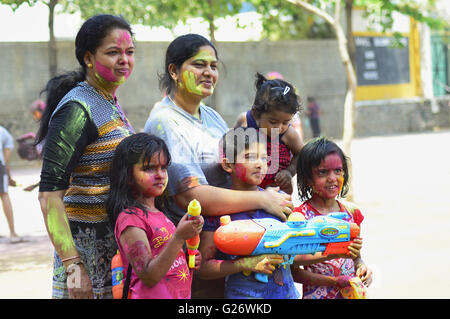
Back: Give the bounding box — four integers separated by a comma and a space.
37, 14, 135, 299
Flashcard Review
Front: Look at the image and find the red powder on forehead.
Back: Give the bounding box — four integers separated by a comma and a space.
320, 153, 343, 170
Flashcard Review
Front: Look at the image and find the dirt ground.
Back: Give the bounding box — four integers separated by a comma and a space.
0, 130, 449, 299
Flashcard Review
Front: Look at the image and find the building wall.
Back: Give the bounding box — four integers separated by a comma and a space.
1, 40, 448, 166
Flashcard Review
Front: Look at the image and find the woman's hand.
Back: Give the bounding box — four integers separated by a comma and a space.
67, 263, 94, 299
261, 187, 293, 221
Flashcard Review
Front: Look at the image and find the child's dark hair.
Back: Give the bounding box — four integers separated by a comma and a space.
106, 133, 171, 228
220, 127, 266, 163
36, 14, 134, 144
159, 33, 218, 95
251, 72, 301, 118
296, 137, 349, 201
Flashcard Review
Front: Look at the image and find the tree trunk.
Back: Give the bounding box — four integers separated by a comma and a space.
206, 5, 221, 114
286, 0, 357, 200
345, 0, 356, 69
48, 0, 58, 78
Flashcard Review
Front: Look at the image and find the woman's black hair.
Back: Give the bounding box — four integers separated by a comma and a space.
158, 33, 218, 95
106, 133, 171, 228
296, 137, 350, 201
251, 72, 301, 118
36, 14, 134, 144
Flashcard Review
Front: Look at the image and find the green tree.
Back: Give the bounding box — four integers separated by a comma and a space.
251, 0, 335, 40
64, 0, 243, 43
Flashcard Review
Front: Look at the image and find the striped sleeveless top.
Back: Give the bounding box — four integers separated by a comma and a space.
51, 82, 134, 223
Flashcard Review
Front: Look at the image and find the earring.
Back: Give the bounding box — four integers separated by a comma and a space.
87, 63, 93, 68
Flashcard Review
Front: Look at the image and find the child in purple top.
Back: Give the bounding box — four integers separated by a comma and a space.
106, 133, 203, 299
234, 73, 303, 194
198, 127, 299, 299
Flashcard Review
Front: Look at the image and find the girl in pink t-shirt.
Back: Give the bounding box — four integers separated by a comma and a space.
106, 133, 203, 299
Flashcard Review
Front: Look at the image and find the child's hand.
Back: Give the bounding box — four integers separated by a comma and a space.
347, 237, 362, 259
356, 262, 373, 287
236, 254, 284, 275
174, 213, 204, 241
335, 275, 352, 288
274, 170, 293, 189
193, 250, 202, 271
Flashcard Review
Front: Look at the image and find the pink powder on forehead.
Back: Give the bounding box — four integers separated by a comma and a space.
117, 30, 132, 47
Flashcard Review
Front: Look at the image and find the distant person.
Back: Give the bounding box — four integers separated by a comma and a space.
233, 73, 303, 194
0, 125, 22, 243
306, 96, 321, 137
292, 137, 372, 299
37, 14, 135, 299
16, 99, 46, 192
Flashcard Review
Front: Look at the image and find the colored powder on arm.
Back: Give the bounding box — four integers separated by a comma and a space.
46, 200, 75, 254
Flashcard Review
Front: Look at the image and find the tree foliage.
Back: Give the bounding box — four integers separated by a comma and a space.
249, 0, 335, 40
61, 0, 244, 41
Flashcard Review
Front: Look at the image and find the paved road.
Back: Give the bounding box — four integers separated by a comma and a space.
0, 130, 449, 299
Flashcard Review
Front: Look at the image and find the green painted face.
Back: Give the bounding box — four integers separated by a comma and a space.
193, 49, 217, 63
179, 49, 217, 96
181, 70, 203, 95
94, 71, 126, 88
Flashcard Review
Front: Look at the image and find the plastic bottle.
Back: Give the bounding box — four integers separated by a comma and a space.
111, 250, 125, 299
185, 199, 201, 268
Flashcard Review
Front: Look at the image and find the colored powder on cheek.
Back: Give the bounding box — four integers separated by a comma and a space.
338, 176, 344, 194
234, 164, 248, 183
95, 61, 117, 82
181, 70, 203, 95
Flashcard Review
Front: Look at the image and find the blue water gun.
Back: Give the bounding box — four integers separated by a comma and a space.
214, 212, 360, 283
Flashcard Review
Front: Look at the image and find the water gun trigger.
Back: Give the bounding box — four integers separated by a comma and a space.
254, 273, 269, 283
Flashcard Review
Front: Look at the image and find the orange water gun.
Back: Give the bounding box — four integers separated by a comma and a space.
214, 212, 360, 282
186, 199, 201, 268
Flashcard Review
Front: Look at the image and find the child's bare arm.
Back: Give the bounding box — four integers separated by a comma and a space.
197, 231, 241, 280
281, 126, 303, 176
292, 267, 352, 288
233, 112, 247, 128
